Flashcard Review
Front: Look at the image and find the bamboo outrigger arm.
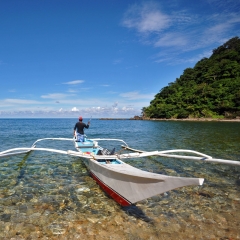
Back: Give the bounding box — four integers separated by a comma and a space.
121, 145, 240, 166
0, 138, 239, 166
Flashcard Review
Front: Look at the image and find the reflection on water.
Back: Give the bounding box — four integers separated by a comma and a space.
0, 119, 240, 239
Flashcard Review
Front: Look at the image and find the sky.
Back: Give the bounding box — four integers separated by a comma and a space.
0, 0, 240, 118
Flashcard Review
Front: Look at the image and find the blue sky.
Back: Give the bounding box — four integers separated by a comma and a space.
1, 0, 240, 118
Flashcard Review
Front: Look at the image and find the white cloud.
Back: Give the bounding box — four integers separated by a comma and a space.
41, 93, 70, 99
122, 2, 171, 33
112, 102, 118, 108
120, 91, 155, 100
80, 88, 90, 91
71, 107, 79, 112
108, 91, 118, 94
0, 105, 142, 118
122, 106, 134, 111
154, 49, 213, 65
122, 1, 240, 64
113, 58, 123, 64
0, 93, 152, 117
67, 89, 78, 93
3, 99, 42, 104
63, 80, 84, 85
154, 33, 188, 47
8, 89, 16, 93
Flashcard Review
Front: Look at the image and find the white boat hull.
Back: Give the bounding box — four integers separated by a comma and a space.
2, 137, 238, 206
80, 154, 204, 205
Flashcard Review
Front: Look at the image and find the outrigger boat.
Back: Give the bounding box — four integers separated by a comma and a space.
0, 137, 239, 206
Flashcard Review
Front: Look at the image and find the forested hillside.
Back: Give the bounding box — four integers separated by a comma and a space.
143, 37, 240, 119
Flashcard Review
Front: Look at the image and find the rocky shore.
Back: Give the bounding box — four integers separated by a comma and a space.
100, 116, 240, 122
142, 117, 240, 122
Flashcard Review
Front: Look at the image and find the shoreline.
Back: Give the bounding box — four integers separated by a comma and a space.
144, 118, 240, 122
99, 117, 240, 122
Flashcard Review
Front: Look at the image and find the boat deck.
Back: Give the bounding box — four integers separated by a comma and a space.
96, 159, 121, 165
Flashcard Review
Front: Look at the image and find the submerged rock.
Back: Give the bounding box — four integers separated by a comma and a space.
0, 214, 11, 222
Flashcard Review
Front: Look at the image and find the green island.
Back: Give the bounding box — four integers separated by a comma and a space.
141, 36, 240, 120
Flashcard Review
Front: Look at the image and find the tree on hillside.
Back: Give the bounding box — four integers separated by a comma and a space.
143, 37, 240, 119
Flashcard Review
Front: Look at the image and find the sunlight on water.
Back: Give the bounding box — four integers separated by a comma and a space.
0, 119, 239, 239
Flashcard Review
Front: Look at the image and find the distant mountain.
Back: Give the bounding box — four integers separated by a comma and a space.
143, 37, 240, 119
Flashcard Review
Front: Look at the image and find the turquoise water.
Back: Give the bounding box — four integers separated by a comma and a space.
0, 119, 240, 239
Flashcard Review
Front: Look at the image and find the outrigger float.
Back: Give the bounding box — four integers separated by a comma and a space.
0, 137, 239, 206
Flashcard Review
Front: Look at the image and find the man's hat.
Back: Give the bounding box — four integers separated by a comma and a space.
79, 116, 83, 120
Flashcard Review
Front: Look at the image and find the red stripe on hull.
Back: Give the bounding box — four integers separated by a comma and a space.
90, 172, 131, 207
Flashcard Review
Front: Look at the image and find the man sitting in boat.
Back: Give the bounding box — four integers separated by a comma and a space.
73, 116, 90, 142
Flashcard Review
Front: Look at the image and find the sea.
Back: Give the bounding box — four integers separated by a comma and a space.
0, 118, 239, 239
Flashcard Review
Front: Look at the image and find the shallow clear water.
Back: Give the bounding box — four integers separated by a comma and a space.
0, 119, 240, 239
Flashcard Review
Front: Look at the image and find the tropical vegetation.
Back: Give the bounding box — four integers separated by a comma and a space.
142, 37, 240, 119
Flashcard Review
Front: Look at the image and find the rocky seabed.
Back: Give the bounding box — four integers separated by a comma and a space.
0, 156, 239, 239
